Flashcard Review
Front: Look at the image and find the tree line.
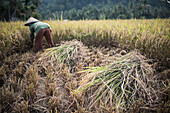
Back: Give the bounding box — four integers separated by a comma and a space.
0, 0, 41, 21
0, 0, 170, 21
39, 0, 170, 20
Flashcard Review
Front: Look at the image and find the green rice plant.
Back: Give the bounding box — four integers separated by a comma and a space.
74, 51, 159, 112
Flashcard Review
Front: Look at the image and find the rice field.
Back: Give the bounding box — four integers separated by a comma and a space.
0, 19, 170, 113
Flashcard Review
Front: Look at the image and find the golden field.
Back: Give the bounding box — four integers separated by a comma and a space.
0, 19, 169, 66
0, 19, 169, 113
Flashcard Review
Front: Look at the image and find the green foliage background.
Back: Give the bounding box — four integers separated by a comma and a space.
38, 0, 170, 20
0, 0, 41, 21
0, 0, 170, 21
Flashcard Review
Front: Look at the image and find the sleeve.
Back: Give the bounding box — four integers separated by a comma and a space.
30, 27, 34, 44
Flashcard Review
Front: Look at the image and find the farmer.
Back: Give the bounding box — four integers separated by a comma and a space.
25, 17, 54, 52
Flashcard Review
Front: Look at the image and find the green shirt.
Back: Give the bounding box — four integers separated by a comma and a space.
29, 21, 51, 44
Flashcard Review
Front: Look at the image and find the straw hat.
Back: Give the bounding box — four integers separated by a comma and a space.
25, 17, 39, 26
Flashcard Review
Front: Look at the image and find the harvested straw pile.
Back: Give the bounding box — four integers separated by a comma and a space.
31, 40, 91, 112
75, 51, 163, 112
0, 40, 169, 113
37, 40, 89, 73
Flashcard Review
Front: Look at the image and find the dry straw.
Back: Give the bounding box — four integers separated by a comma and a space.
75, 51, 160, 112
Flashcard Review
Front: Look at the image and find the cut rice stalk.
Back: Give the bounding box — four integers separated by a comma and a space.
75, 51, 158, 111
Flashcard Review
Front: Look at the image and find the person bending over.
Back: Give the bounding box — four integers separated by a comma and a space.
25, 17, 54, 52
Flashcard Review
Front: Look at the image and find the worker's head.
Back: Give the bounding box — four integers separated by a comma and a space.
25, 17, 39, 26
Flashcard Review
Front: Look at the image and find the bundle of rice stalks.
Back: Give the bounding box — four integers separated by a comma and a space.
38, 40, 89, 72
75, 51, 160, 112
35, 40, 90, 112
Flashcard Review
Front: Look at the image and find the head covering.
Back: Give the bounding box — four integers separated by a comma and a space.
25, 17, 39, 26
